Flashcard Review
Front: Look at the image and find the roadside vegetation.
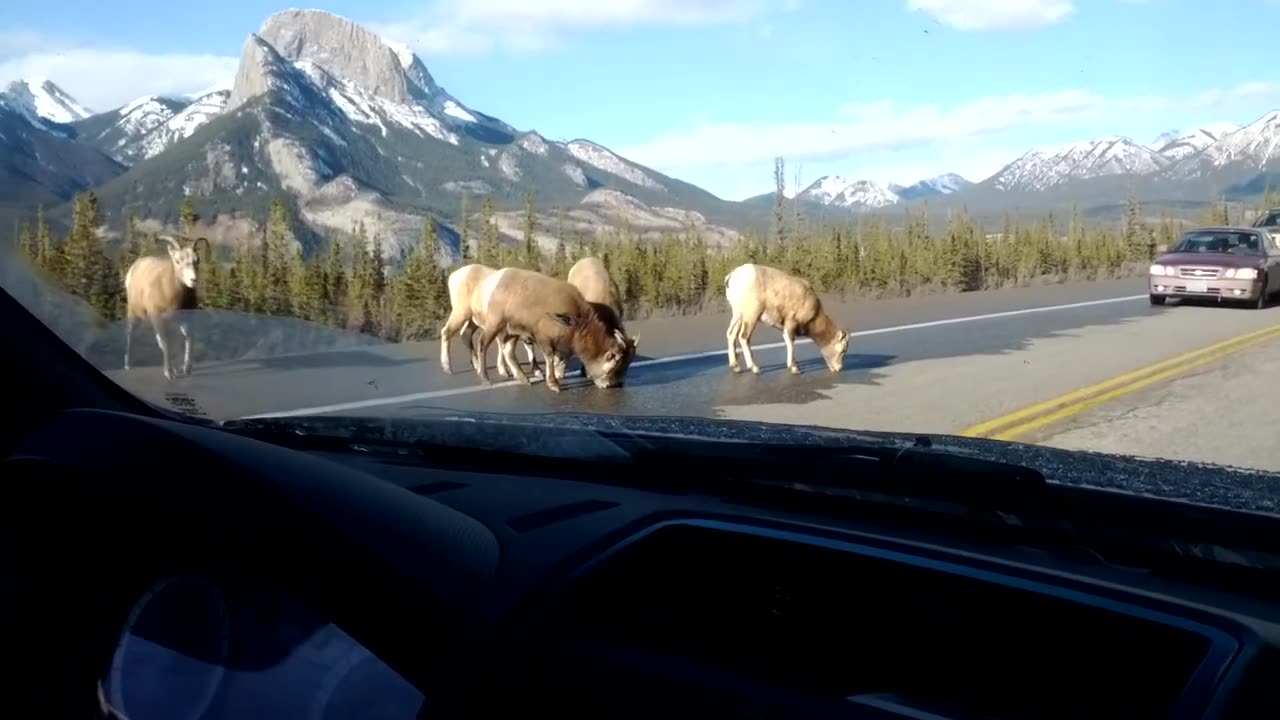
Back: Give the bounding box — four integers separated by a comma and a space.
10, 167, 1280, 345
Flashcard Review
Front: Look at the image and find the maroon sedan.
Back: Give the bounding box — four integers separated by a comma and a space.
1149, 226, 1280, 309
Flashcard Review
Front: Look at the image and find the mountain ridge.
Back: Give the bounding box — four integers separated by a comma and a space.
1, 9, 1279, 252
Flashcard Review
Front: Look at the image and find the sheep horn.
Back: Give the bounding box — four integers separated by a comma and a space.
192, 236, 212, 257
156, 234, 182, 253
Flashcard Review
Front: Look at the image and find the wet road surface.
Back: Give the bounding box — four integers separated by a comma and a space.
97, 277, 1280, 459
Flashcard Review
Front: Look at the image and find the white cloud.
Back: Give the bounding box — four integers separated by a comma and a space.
907, 0, 1075, 30
0, 29, 238, 112
371, 0, 795, 56
614, 82, 1280, 198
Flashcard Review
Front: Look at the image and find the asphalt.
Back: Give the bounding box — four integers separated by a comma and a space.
1032, 333, 1280, 473
87, 274, 1280, 472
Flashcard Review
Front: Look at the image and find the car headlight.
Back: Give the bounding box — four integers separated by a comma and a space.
1226, 267, 1259, 280
1149, 264, 1170, 276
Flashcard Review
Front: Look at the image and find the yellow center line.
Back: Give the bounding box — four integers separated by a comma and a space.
958, 322, 1280, 442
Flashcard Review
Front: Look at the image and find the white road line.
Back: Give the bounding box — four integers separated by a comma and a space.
237, 293, 1147, 420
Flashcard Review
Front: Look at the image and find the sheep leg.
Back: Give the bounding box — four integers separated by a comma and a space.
501, 337, 533, 385
179, 321, 192, 377
495, 333, 514, 378
738, 316, 762, 374
726, 312, 743, 373
783, 321, 800, 375
439, 313, 471, 374
123, 317, 135, 371
525, 339, 545, 379
540, 342, 563, 393
149, 316, 173, 380
472, 325, 501, 384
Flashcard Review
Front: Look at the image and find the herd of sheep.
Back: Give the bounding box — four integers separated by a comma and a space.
120, 235, 852, 389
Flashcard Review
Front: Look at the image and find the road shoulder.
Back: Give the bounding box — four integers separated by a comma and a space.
1027, 334, 1280, 473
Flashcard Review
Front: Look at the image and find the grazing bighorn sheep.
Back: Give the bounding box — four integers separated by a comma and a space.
439, 263, 539, 377
556, 256, 632, 379
471, 267, 636, 392
724, 263, 850, 375
123, 234, 210, 380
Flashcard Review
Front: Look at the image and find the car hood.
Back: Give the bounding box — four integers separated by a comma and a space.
1155, 252, 1265, 268
221, 410, 1280, 517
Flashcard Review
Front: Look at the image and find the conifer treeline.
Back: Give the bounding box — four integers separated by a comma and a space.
12, 187, 1279, 344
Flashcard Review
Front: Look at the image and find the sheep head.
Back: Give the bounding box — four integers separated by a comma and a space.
158, 235, 209, 289
820, 328, 850, 373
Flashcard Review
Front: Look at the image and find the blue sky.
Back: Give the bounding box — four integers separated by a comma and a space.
3, 0, 1279, 200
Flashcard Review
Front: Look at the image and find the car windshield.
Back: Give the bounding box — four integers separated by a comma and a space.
1255, 211, 1280, 227
1171, 231, 1264, 255
2, 5, 1280, 517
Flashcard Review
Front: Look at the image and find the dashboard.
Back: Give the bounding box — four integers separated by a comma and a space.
4, 408, 1280, 720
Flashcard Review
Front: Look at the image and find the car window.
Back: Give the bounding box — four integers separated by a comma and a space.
99, 573, 425, 720
1173, 232, 1263, 255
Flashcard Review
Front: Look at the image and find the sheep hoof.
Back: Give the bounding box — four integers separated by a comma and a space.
441, 365, 453, 375
789, 365, 801, 375
729, 364, 741, 374
546, 383, 563, 393
750, 366, 762, 375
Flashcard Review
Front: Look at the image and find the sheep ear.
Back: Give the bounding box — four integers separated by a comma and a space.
550, 312, 575, 328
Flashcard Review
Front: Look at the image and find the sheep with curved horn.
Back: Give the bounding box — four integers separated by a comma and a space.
123, 234, 210, 380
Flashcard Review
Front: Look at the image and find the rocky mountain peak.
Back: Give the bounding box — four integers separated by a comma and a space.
256, 9, 427, 106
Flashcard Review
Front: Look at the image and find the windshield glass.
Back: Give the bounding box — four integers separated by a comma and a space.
1256, 211, 1280, 227
2, 5, 1280, 507
1171, 231, 1264, 255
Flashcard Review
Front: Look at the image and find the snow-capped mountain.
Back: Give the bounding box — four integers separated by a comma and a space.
2, 78, 93, 126
1151, 123, 1241, 161
793, 172, 971, 210
73, 89, 231, 165
798, 176, 900, 209
892, 173, 973, 201
1163, 110, 1280, 183
987, 136, 1171, 193
51, 8, 739, 258
0, 92, 122, 207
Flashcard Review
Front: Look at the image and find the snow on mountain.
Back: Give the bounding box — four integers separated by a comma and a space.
74, 88, 230, 165
988, 136, 1170, 192
2, 78, 93, 125
1174, 110, 1280, 175
137, 90, 230, 159
1153, 122, 1241, 161
798, 176, 900, 209
63, 8, 737, 259
894, 172, 973, 201
564, 139, 665, 191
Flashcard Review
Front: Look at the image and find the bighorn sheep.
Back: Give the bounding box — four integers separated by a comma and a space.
471, 267, 637, 392
440, 263, 539, 377
556, 256, 632, 379
123, 234, 210, 380
724, 263, 849, 375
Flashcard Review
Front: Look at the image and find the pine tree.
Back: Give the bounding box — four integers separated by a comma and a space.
522, 190, 539, 271
179, 197, 200, 236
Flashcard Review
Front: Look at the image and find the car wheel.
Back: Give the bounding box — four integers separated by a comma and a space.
1254, 278, 1268, 309
1149, 294, 1166, 306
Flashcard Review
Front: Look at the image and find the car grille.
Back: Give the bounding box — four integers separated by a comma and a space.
1176, 266, 1223, 280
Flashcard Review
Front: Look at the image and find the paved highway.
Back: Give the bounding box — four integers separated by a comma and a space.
1029, 332, 1280, 473
94, 275, 1280, 477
